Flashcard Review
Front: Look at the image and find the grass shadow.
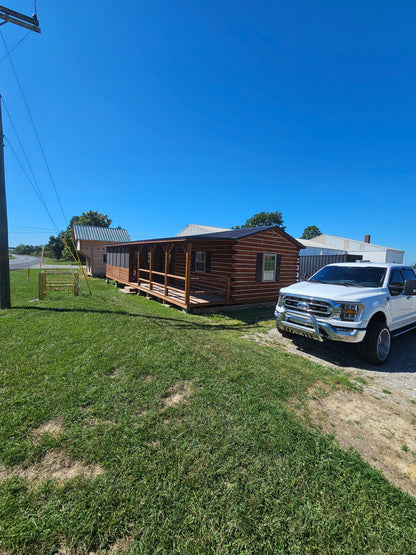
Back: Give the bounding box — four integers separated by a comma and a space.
11, 305, 257, 331
198, 305, 275, 326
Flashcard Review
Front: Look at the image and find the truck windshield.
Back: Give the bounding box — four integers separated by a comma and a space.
309, 266, 387, 288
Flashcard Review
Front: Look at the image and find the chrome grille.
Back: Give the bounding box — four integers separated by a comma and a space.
283, 295, 333, 317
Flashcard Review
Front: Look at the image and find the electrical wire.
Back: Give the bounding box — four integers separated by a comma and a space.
6, 136, 91, 291
0, 31, 30, 64
0, 29, 68, 226
2, 8, 93, 296
4, 135, 59, 233
11, 225, 55, 231
2, 97, 48, 211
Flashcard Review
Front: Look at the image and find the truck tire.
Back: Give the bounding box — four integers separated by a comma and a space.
357, 321, 391, 365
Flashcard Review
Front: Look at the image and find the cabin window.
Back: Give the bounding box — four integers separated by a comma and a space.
263, 254, 277, 281
256, 253, 281, 282
191, 250, 211, 272
103, 254, 107, 264
195, 251, 206, 272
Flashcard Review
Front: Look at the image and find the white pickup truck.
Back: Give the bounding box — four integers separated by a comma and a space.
275, 263, 416, 365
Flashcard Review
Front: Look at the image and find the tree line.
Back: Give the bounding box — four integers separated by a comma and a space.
13, 211, 112, 260
13, 210, 322, 260
232, 212, 321, 239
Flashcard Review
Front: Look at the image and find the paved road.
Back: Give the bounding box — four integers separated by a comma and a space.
9, 255, 86, 271
9, 254, 40, 270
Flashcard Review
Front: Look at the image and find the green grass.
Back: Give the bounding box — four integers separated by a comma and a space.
1, 270, 416, 553
40, 257, 77, 265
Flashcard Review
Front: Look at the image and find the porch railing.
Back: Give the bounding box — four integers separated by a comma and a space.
135, 267, 231, 305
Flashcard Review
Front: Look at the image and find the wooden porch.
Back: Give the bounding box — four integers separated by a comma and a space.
107, 241, 232, 310
125, 276, 230, 309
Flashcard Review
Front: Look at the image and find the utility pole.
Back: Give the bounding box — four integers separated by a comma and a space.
0, 5, 40, 308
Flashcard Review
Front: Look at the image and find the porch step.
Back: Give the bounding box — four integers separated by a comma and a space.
120, 286, 138, 294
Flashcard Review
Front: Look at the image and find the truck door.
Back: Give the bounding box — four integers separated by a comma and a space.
402, 267, 416, 324
387, 269, 414, 329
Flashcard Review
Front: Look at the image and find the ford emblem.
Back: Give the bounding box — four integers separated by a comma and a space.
297, 301, 310, 310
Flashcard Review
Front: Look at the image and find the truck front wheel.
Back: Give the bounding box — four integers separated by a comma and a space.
357, 321, 391, 365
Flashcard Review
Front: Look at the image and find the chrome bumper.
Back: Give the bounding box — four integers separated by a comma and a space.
275, 309, 366, 343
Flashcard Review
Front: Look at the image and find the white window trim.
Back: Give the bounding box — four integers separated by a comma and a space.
262, 253, 276, 281
195, 251, 206, 272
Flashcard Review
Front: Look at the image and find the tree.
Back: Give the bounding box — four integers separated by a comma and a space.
301, 225, 322, 240
14, 244, 43, 255
233, 211, 285, 230
46, 211, 113, 261
44, 235, 64, 260
14, 212, 113, 261
69, 210, 112, 228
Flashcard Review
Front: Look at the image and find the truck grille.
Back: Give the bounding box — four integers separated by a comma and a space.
283, 295, 333, 317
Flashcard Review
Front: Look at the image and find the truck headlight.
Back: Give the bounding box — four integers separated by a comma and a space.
341, 303, 363, 321
277, 293, 283, 307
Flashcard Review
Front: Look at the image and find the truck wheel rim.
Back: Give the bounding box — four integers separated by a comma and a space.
377, 329, 390, 361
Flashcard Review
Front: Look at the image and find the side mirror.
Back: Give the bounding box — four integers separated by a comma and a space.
389, 283, 403, 295
404, 280, 416, 295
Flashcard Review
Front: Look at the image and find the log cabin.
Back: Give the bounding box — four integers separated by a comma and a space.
106, 226, 304, 310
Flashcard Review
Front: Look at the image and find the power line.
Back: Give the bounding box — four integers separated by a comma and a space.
11, 225, 56, 231
2, 96, 50, 212
0, 29, 67, 226
4, 135, 59, 233
0, 31, 30, 64
9, 230, 53, 234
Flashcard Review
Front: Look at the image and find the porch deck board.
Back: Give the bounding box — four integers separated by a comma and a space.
128, 280, 227, 308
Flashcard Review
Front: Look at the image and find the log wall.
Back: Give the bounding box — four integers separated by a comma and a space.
230, 228, 299, 304
174, 241, 233, 293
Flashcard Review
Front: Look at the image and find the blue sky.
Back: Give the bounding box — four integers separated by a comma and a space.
2, 1, 415, 262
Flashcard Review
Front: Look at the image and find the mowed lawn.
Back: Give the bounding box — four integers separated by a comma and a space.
1, 271, 416, 553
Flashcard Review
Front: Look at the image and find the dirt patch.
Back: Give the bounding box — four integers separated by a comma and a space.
106, 537, 133, 553
84, 418, 115, 428
147, 440, 161, 449
32, 416, 64, 442
163, 382, 193, 408
0, 448, 104, 486
246, 327, 416, 497
306, 388, 416, 496
58, 536, 133, 554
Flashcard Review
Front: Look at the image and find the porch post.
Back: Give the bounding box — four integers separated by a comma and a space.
164, 244, 174, 296
184, 242, 192, 307
136, 246, 142, 285
149, 246, 155, 291
128, 247, 134, 282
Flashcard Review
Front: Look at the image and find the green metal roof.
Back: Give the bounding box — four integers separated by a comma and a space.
73, 225, 130, 243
